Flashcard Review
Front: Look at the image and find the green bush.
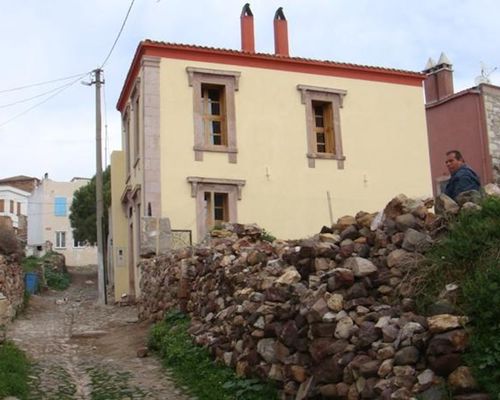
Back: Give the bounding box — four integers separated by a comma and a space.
462, 259, 500, 395
149, 310, 278, 400
416, 196, 500, 398
0, 341, 30, 399
44, 268, 71, 291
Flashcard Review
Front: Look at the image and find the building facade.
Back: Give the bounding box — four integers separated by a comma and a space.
111, 5, 433, 300
0, 185, 30, 240
424, 54, 500, 194
27, 175, 97, 266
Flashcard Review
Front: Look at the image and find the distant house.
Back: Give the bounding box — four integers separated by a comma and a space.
423, 53, 500, 194
0, 175, 39, 193
27, 175, 97, 266
110, 5, 432, 301
0, 184, 30, 241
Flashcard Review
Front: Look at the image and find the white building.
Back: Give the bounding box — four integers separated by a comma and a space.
28, 176, 97, 266
0, 185, 30, 232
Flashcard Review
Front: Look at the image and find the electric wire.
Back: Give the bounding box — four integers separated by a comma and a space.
100, 0, 136, 68
0, 72, 92, 94
0, 72, 90, 128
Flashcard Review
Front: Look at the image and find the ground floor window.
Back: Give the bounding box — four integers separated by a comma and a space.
55, 231, 66, 249
187, 176, 245, 240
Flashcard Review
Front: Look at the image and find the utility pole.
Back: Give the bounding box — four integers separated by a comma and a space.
93, 68, 106, 305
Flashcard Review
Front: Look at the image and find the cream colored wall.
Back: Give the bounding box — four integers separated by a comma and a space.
34, 178, 97, 266
158, 59, 432, 242
110, 151, 130, 302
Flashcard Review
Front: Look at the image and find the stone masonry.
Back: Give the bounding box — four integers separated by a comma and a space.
483, 84, 500, 184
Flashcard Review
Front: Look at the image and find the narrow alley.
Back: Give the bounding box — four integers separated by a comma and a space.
6, 266, 191, 400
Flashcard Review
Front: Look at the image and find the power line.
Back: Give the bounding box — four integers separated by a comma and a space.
100, 0, 136, 68
0, 72, 92, 94
0, 80, 81, 109
0, 73, 89, 128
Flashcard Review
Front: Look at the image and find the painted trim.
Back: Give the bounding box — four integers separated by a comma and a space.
117, 42, 425, 111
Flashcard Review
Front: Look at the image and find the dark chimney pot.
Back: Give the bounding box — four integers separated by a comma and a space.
273, 7, 289, 57
240, 3, 255, 53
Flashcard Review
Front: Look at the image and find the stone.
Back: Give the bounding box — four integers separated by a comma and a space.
427, 353, 462, 376
402, 228, 432, 252
276, 267, 301, 285
136, 346, 149, 358
326, 293, 344, 312
394, 346, 420, 365
448, 366, 477, 393
343, 257, 378, 277
340, 226, 359, 241
256, 338, 278, 363
358, 360, 381, 378
484, 183, 500, 197
395, 213, 417, 231
289, 365, 308, 383
335, 316, 354, 339
377, 358, 393, 378
434, 194, 459, 215
336, 215, 357, 231
417, 369, 435, 386
427, 314, 467, 333
455, 190, 482, 206
386, 249, 410, 268
318, 384, 337, 398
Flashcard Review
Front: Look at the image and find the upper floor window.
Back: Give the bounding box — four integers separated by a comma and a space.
0, 199, 4, 213
202, 84, 227, 146
17, 202, 21, 216
54, 197, 67, 216
297, 84, 347, 169
10, 200, 14, 213
186, 67, 240, 163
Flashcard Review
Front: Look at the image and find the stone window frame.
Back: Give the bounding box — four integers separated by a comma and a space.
186, 67, 241, 163
187, 176, 245, 240
130, 78, 141, 168
297, 84, 347, 169
122, 105, 132, 181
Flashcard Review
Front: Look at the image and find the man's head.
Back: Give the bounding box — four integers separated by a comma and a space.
445, 150, 465, 174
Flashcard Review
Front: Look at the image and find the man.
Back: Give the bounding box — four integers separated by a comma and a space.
444, 150, 481, 200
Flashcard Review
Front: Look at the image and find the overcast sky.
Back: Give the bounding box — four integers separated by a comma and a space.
1, 0, 499, 182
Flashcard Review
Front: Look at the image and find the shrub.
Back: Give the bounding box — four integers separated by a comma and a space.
0, 341, 30, 399
149, 310, 278, 400
0, 225, 21, 257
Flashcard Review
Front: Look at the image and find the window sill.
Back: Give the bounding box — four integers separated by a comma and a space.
193, 145, 238, 163
307, 153, 346, 169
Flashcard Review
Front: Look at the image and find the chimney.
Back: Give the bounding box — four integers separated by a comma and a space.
423, 52, 454, 103
273, 7, 289, 57
240, 3, 255, 53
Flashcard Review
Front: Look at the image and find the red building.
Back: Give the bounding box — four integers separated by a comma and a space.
424, 53, 500, 195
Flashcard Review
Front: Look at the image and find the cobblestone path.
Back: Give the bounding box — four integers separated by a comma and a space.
6, 266, 191, 400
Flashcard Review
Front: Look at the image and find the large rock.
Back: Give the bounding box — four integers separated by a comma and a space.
427, 314, 467, 333
343, 257, 378, 277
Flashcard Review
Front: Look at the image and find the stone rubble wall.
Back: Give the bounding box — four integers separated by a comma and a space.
138, 193, 493, 400
483, 86, 500, 184
0, 255, 24, 326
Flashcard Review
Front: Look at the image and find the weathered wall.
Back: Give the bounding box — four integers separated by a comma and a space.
138, 194, 488, 399
483, 84, 500, 184
0, 255, 24, 326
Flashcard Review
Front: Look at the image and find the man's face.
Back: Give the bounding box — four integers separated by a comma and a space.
445, 153, 463, 174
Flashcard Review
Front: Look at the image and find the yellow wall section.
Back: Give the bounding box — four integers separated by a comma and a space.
110, 151, 129, 302
159, 59, 432, 241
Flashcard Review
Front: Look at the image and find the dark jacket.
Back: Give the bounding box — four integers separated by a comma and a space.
444, 165, 481, 200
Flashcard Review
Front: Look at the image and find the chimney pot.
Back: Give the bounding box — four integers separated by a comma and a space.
273, 7, 289, 57
240, 3, 255, 53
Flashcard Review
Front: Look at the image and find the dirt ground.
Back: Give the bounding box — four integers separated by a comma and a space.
6, 266, 193, 400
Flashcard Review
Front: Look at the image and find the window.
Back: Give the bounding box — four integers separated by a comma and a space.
55, 231, 66, 249
204, 192, 229, 228
54, 197, 67, 216
202, 84, 227, 146
17, 202, 21, 216
73, 239, 86, 248
10, 200, 14, 213
297, 84, 347, 168
0, 199, 4, 212
186, 67, 240, 163
187, 176, 245, 240
123, 108, 131, 175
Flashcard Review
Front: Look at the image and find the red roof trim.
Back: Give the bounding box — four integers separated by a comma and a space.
117, 41, 425, 111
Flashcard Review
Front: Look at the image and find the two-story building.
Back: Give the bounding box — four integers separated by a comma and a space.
27, 174, 97, 266
110, 5, 433, 301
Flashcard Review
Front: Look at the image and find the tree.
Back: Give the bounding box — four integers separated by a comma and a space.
70, 166, 111, 244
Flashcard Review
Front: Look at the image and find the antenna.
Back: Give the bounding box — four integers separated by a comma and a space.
475, 61, 497, 85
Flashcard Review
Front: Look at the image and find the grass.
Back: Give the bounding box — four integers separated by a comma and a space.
148, 310, 278, 400
0, 341, 30, 399
409, 196, 500, 397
